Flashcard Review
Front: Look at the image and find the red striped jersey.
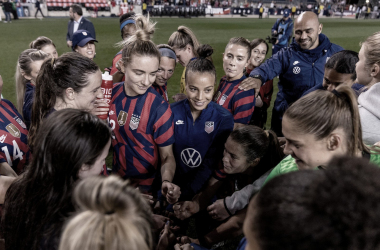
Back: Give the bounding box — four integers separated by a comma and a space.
110, 50, 125, 82
109, 83, 175, 193
151, 82, 169, 103
214, 75, 256, 124
0, 99, 30, 174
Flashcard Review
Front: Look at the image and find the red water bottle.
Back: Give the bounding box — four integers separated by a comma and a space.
97, 71, 113, 120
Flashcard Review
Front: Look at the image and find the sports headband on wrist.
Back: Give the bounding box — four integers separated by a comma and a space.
159, 48, 176, 60
120, 19, 135, 31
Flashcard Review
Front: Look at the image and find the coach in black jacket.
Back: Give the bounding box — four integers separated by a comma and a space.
66, 4, 96, 47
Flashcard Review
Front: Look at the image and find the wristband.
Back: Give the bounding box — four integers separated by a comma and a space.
162, 180, 171, 184
251, 74, 264, 83
223, 198, 233, 216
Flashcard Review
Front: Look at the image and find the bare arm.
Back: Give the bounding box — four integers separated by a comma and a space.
160, 144, 180, 204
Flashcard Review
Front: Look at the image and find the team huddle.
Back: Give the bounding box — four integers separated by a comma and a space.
0, 8, 380, 250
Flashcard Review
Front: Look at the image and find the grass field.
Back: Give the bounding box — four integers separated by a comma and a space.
1, 16, 380, 249
1, 17, 380, 128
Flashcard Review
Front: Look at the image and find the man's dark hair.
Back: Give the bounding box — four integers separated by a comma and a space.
325, 50, 358, 80
71, 4, 83, 16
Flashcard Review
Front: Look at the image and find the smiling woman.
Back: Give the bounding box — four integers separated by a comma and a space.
109, 14, 180, 204
264, 85, 380, 184
72, 29, 98, 60
28, 52, 105, 151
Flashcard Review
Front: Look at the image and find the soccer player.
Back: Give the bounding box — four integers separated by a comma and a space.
246, 38, 273, 128
265, 85, 380, 184
170, 44, 234, 202
214, 37, 256, 128
29, 36, 58, 59
356, 31, 380, 145
3, 109, 112, 250
168, 26, 201, 102
151, 44, 176, 103
72, 29, 97, 60
0, 74, 30, 177
14, 49, 49, 128
109, 14, 179, 203
111, 12, 136, 83
28, 52, 107, 150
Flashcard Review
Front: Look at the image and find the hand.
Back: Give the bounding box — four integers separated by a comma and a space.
66, 40, 72, 47
172, 93, 187, 102
173, 201, 199, 220
174, 243, 195, 250
152, 214, 170, 231
91, 99, 110, 118
207, 199, 230, 221
375, 141, 380, 147
162, 182, 181, 204
156, 221, 176, 250
275, 39, 279, 45
272, 30, 278, 35
238, 77, 261, 97
255, 95, 263, 107
141, 193, 155, 205
176, 236, 199, 245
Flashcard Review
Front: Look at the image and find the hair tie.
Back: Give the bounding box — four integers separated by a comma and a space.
332, 89, 342, 98
105, 210, 115, 215
159, 48, 176, 60
120, 19, 135, 31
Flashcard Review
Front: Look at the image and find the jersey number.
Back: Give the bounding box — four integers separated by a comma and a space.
1, 140, 23, 167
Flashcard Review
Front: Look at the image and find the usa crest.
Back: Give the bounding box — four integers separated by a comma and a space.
6, 124, 21, 138
129, 114, 140, 130
13, 116, 26, 129
219, 94, 228, 106
205, 121, 214, 134
117, 111, 128, 126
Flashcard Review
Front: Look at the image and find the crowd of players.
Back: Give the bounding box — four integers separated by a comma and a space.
0, 9, 380, 250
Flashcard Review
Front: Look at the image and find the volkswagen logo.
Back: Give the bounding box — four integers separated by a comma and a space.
181, 148, 202, 168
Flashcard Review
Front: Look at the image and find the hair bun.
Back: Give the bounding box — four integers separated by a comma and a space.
197, 44, 213, 59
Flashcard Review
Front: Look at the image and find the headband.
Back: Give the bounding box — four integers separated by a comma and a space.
159, 48, 176, 60
120, 20, 135, 31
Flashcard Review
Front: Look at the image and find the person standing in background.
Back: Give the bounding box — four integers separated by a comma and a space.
34, 0, 45, 18
66, 4, 96, 48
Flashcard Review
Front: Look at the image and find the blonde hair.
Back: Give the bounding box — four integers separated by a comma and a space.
168, 26, 200, 54
29, 36, 56, 50
116, 14, 160, 65
362, 31, 380, 70
58, 175, 153, 250
285, 85, 369, 156
15, 49, 48, 116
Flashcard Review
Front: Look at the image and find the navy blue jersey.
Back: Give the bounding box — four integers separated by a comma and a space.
0, 99, 30, 174
214, 75, 256, 124
151, 83, 169, 103
109, 83, 175, 194
171, 99, 234, 200
23, 82, 35, 129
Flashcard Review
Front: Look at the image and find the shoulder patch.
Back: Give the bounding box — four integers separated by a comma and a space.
6, 124, 21, 138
